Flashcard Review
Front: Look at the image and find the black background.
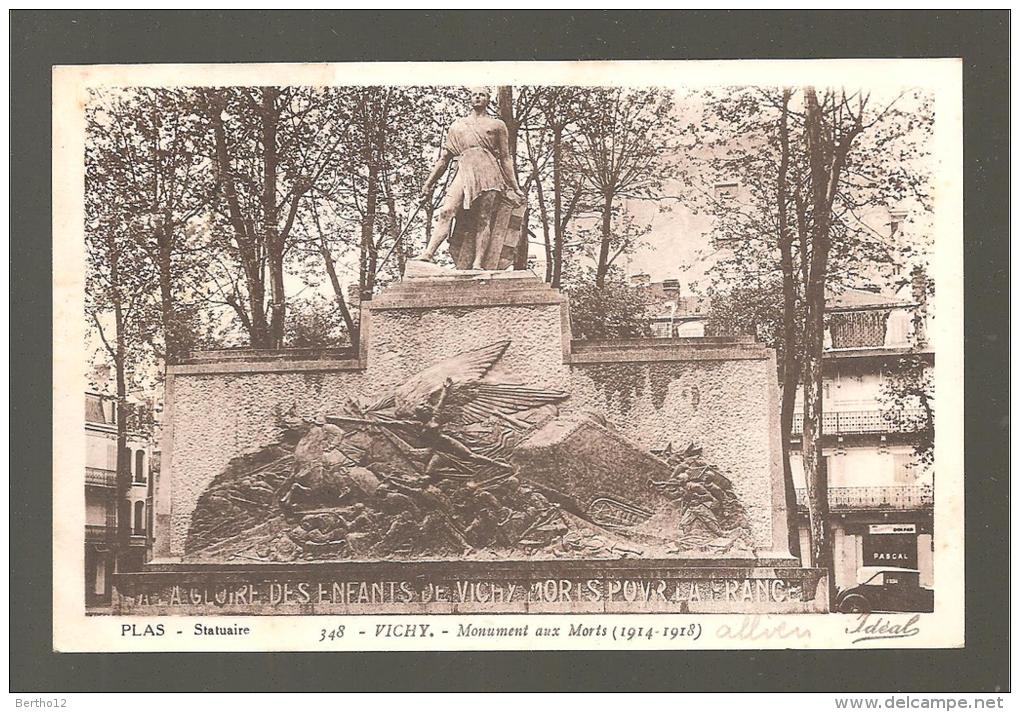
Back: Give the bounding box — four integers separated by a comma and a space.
10, 10, 1009, 693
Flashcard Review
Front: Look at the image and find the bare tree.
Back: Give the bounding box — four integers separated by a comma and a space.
572, 88, 677, 288
686, 85, 933, 577
203, 87, 342, 347
86, 88, 217, 364
526, 87, 588, 287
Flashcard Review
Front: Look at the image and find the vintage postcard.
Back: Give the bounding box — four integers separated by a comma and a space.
52, 59, 963, 651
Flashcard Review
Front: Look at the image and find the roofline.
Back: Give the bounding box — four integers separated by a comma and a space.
824, 347, 935, 361
85, 421, 154, 440
826, 301, 920, 313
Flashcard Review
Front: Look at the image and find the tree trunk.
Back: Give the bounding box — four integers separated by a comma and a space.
248, 278, 270, 348
360, 158, 380, 299
262, 88, 286, 348
498, 86, 518, 164
382, 174, 408, 278
321, 244, 358, 347
801, 302, 829, 585
551, 124, 564, 288
208, 90, 270, 348
149, 109, 184, 366
311, 202, 358, 347
776, 88, 801, 558
527, 145, 554, 282
802, 86, 837, 604
156, 220, 180, 364
110, 256, 132, 562
780, 381, 802, 558
595, 193, 613, 288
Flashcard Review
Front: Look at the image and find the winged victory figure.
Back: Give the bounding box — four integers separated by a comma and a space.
326, 340, 568, 481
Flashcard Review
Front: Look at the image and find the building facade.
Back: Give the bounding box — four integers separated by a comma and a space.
638, 279, 934, 592
85, 391, 153, 607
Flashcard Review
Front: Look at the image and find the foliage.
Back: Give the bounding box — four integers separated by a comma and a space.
513, 86, 591, 286
880, 268, 935, 465
283, 294, 353, 349
86, 88, 220, 365
564, 266, 651, 340
703, 278, 785, 344
198, 86, 356, 348
292, 86, 462, 308
512, 86, 678, 287
881, 355, 935, 467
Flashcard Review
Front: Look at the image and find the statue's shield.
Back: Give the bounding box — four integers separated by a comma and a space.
449, 192, 527, 271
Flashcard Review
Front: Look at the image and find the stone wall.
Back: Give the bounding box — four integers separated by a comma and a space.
156, 274, 790, 560
567, 352, 783, 552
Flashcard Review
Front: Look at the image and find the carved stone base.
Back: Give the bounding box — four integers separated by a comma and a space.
112, 559, 828, 614
402, 259, 531, 281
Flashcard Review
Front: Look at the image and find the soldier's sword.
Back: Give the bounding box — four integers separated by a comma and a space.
377, 198, 427, 273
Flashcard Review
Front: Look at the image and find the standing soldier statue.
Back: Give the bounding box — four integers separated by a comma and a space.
416, 87, 527, 271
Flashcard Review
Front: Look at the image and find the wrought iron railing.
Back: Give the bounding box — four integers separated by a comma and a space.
85, 467, 116, 487
86, 467, 148, 487
795, 485, 933, 511
790, 409, 927, 436
86, 524, 147, 542
85, 524, 108, 541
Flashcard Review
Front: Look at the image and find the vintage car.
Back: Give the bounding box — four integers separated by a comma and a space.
835, 567, 934, 614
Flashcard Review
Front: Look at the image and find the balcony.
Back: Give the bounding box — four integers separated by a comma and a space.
85, 524, 109, 541
795, 485, 933, 511
790, 409, 928, 436
85, 524, 147, 544
85, 467, 116, 488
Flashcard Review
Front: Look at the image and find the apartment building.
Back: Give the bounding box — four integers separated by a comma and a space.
85, 391, 153, 607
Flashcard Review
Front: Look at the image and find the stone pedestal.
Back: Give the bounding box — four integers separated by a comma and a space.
129, 270, 825, 614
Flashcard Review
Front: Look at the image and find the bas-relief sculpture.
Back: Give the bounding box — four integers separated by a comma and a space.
185, 340, 755, 562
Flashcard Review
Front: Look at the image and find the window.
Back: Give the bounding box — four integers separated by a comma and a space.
714, 182, 739, 201
85, 394, 107, 424
674, 321, 705, 338
889, 209, 908, 236
650, 321, 671, 338
94, 558, 106, 595
892, 453, 917, 484
134, 449, 146, 483
133, 501, 145, 535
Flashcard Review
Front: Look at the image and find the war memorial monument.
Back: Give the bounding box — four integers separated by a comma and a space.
112, 88, 827, 615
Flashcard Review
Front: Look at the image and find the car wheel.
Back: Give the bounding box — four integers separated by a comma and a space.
838, 595, 870, 614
